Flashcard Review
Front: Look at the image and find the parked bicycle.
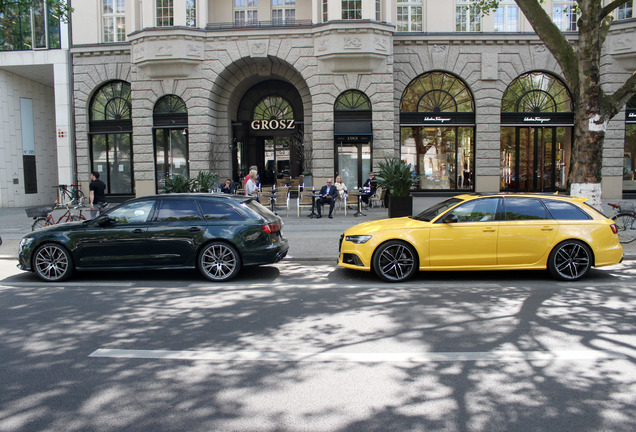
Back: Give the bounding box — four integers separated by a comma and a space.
31, 199, 88, 231
55, 184, 84, 206
608, 202, 636, 244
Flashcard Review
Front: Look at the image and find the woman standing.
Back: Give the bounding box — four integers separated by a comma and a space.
245, 169, 260, 202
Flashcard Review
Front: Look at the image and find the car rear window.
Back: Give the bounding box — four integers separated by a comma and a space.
542, 199, 591, 220
198, 201, 244, 221
242, 199, 278, 222
156, 199, 203, 222
503, 198, 549, 220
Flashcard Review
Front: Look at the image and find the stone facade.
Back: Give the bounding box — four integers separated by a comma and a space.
70, 20, 635, 199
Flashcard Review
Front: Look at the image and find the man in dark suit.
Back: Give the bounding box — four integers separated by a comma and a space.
316, 178, 338, 219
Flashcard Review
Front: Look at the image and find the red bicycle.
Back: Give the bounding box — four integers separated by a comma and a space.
31, 202, 87, 230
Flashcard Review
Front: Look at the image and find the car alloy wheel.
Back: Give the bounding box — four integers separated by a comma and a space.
373, 240, 418, 282
33, 243, 74, 282
548, 240, 592, 281
198, 242, 241, 282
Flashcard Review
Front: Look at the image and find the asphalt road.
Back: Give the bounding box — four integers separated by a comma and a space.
1, 259, 635, 432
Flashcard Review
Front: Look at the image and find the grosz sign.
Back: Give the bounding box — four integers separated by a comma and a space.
250, 119, 295, 130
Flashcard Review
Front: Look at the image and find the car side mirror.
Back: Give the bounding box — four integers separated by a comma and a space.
443, 213, 459, 224
96, 215, 115, 227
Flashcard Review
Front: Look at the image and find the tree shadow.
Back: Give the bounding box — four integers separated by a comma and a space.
1, 263, 634, 431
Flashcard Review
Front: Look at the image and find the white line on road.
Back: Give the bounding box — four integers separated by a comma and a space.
89, 348, 627, 363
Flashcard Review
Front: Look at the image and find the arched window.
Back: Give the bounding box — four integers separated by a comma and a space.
153, 95, 188, 193
253, 96, 294, 120
501, 71, 572, 113
500, 71, 574, 192
89, 80, 133, 195
334, 90, 373, 188
399, 71, 475, 191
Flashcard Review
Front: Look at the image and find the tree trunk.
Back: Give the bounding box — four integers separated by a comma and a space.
567, 0, 606, 209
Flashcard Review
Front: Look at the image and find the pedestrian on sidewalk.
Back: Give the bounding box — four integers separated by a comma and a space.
89, 171, 107, 218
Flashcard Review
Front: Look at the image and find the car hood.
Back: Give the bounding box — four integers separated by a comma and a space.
344, 216, 429, 235
23, 220, 88, 239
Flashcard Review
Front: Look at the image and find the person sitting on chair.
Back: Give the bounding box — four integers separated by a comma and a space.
361, 172, 377, 207
316, 178, 338, 219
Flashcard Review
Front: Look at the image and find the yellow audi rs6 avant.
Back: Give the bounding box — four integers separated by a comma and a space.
338, 193, 623, 282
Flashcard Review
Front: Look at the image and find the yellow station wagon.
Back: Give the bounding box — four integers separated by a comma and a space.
338, 193, 623, 282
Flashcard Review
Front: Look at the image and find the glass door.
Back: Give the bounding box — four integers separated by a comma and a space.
154, 128, 188, 192
336, 142, 371, 189
501, 126, 568, 192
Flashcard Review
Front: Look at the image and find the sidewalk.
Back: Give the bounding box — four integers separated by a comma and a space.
1, 203, 634, 261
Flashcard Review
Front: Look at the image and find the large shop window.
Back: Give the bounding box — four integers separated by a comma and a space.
500, 71, 573, 192
625, 95, 636, 193
334, 90, 372, 188
89, 80, 134, 195
153, 95, 188, 193
400, 71, 475, 191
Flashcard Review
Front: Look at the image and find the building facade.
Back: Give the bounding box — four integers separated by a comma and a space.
2, 1, 635, 208
0, 1, 73, 208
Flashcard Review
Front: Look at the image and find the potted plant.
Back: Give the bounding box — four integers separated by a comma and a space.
163, 175, 194, 193
376, 159, 421, 218
301, 171, 313, 189
195, 171, 219, 192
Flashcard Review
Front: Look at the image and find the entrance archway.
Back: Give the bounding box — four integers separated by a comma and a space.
232, 80, 304, 185
500, 71, 574, 192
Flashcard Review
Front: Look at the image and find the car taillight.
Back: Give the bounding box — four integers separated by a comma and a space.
262, 223, 281, 234
610, 224, 618, 234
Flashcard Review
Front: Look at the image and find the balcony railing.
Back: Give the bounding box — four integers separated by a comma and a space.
206, 19, 313, 30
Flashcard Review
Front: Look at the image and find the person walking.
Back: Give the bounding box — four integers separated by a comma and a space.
89, 171, 107, 218
316, 178, 338, 219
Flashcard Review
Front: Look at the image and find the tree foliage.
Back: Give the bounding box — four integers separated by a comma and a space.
477, 0, 636, 193
0, 0, 72, 22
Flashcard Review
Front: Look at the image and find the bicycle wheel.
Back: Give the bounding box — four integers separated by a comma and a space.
32, 217, 49, 231
613, 213, 636, 244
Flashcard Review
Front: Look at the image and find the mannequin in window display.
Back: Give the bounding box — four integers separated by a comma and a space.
458, 145, 465, 188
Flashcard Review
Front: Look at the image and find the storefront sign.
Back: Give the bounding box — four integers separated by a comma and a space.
523, 117, 551, 123
501, 112, 574, 126
423, 116, 452, 123
399, 112, 475, 126
250, 119, 295, 130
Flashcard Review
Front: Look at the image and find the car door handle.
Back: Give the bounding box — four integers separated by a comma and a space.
483, 227, 496, 232
132, 228, 144, 234
188, 227, 202, 233
541, 226, 554, 231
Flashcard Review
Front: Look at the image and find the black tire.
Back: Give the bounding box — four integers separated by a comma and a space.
613, 213, 636, 244
372, 240, 418, 282
32, 217, 48, 231
547, 240, 592, 281
33, 243, 74, 282
198, 242, 241, 282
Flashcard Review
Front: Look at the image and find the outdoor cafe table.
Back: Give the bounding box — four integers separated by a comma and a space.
348, 190, 369, 217
304, 191, 321, 218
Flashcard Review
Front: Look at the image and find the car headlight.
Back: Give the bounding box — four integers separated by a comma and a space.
19, 237, 34, 252
345, 235, 372, 244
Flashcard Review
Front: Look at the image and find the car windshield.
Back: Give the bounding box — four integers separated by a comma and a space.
412, 198, 462, 222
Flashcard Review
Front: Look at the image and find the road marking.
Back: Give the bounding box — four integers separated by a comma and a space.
90, 348, 627, 363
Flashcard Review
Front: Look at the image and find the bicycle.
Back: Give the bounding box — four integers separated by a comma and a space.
54, 184, 84, 206
607, 202, 636, 244
31, 200, 88, 231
